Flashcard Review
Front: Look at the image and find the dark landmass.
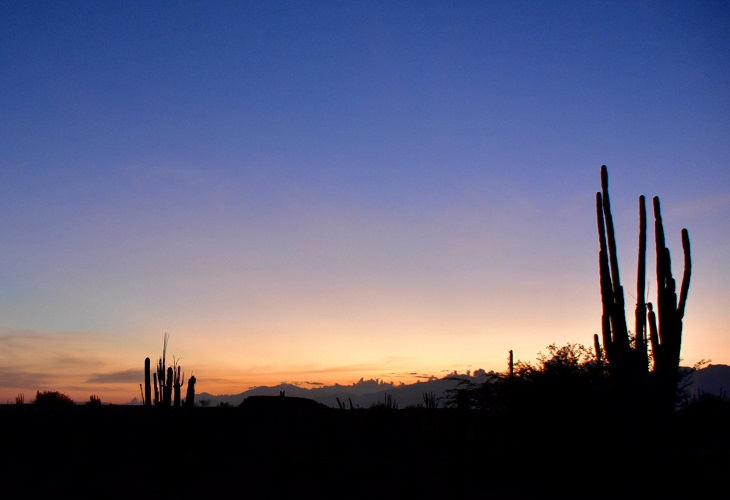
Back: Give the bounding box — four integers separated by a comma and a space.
2, 394, 729, 499
140, 363, 730, 409
687, 364, 730, 397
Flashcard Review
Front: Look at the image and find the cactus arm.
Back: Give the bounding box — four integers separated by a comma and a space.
677, 229, 691, 319
597, 192, 615, 360
635, 195, 647, 359
601, 165, 623, 292
600, 166, 630, 351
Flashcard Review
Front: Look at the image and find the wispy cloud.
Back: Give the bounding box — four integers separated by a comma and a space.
0, 329, 51, 351
87, 369, 141, 384
667, 192, 730, 219
0, 329, 106, 369
0, 368, 52, 389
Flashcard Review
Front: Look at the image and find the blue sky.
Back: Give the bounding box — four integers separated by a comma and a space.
1, 1, 728, 403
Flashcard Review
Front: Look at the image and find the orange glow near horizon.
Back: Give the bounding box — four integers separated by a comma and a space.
1, 303, 726, 405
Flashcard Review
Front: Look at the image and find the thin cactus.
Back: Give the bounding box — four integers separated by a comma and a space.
596, 166, 630, 367
173, 358, 184, 408
164, 366, 173, 407
634, 196, 648, 367
144, 357, 152, 407
157, 357, 166, 405
185, 375, 196, 407
384, 393, 397, 410
422, 392, 439, 409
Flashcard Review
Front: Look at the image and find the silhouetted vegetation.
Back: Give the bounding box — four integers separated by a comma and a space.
444, 342, 607, 414
33, 390, 74, 406
142, 332, 196, 409
595, 164, 692, 418
421, 391, 440, 409
369, 393, 398, 410
336, 396, 356, 410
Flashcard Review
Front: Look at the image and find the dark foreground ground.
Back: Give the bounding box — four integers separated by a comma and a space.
1, 396, 728, 499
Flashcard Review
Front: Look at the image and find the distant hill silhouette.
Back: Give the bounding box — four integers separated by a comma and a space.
687, 364, 730, 398
129, 375, 470, 407
127, 364, 730, 407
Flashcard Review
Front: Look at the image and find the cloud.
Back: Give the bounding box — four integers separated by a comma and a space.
668, 192, 730, 219
0, 368, 51, 389
87, 369, 141, 384
0, 329, 51, 351
54, 353, 104, 370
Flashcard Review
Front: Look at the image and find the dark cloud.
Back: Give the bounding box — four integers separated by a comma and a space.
54, 353, 103, 369
278, 381, 304, 387
87, 369, 140, 384
0, 369, 51, 388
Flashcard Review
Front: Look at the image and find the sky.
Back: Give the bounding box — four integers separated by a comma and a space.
1, 1, 728, 404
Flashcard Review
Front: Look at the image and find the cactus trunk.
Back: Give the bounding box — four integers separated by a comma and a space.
185, 375, 196, 407
144, 357, 152, 407
164, 366, 173, 407
173, 366, 183, 407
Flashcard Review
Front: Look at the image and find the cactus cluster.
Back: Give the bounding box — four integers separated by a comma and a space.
595, 165, 691, 414
143, 333, 196, 408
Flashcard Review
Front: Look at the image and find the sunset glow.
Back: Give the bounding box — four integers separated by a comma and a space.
1, 1, 728, 404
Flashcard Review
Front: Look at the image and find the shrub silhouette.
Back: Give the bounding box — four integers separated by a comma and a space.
446, 343, 607, 414
33, 390, 74, 406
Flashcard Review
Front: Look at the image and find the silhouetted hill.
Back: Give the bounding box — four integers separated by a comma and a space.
188, 375, 470, 408
170, 364, 730, 409
687, 364, 730, 398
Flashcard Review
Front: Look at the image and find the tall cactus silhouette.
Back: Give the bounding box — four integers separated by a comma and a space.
164, 366, 173, 407
173, 360, 184, 407
595, 165, 691, 414
185, 375, 196, 407
144, 357, 152, 407
648, 197, 692, 414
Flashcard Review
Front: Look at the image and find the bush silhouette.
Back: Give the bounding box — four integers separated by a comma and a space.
33, 390, 74, 406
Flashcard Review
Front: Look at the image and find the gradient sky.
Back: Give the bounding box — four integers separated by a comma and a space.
1, 1, 728, 404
